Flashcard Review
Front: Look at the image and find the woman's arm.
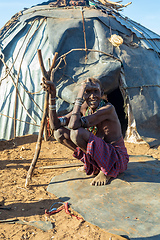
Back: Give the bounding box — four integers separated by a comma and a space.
85, 104, 114, 127
68, 84, 86, 129
42, 78, 72, 130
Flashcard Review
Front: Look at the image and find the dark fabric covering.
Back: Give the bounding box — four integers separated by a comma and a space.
47, 155, 160, 238
46, 16, 122, 103
46, 10, 160, 146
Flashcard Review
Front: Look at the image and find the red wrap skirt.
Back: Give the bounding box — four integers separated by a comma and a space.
73, 133, 129, 178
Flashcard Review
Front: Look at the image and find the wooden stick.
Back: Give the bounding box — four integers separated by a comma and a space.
25, 51, 58, 187
0, 219, 19, 223
37, 49, 48, 79
43, 117, 49, 141
48, 58, 51, 69
48, 52, 58, 77
39, 163, 84, 169
50, 52, 59, 71
124, 2, 132, 7
44, 53, 58, 141
25, 93, 49, 187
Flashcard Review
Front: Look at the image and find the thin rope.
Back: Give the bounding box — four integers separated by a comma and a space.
0, 113, 40, 127
1, 59, 43, 113
55, 57, 67, 83
0, 18, 38, 83
18, 82, 43, 112
14, 17, 46, 138
123, 84, 160, 89
51, 48, 121, 85
19, 82, 43, 95
56, 48, 122, 63
1, 58, 37, 123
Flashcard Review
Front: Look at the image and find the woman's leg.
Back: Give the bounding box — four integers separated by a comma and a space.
54, 127, 77, 151
71, 129, 111, 186
70, 128, 90, 153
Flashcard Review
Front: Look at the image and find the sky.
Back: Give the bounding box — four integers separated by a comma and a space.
0, 0, 160, 35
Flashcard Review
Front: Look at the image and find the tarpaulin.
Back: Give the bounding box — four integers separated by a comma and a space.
0, 2, 160, 146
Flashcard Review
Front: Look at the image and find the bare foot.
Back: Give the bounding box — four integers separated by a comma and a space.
76, 166, 85, 172
90, 171, 111, 186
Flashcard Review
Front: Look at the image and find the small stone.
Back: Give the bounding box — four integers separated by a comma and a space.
21, 146, 25, 151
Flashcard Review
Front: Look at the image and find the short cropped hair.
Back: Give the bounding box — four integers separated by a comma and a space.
84, 77, 102, 90
84, 77, 108, 101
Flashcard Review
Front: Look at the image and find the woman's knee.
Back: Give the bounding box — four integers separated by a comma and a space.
70, 129, 80, 145
70, 128, 88, 145
54, 128, 64, 143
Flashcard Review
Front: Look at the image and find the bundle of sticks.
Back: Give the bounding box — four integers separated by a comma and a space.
92, 0, 132, 11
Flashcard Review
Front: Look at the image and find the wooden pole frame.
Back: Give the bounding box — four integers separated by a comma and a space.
25, 50, 58, 187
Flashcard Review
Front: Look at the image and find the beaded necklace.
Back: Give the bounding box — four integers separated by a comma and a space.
85, 99, 107, 135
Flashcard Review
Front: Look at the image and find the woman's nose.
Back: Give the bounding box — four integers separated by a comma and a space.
90, 91, 96, 98
90, 92, 94, 98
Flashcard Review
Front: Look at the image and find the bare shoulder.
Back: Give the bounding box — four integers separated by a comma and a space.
85, 102, 118, 128
101, 102, 113, 109
97, 102, 115, 114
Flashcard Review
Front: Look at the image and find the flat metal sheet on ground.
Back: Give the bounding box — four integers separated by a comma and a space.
47, 155, 160, 240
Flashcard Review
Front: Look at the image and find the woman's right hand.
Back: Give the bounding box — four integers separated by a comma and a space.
41, 77, 56, 95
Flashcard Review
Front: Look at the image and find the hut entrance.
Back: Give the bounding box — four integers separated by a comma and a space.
107, 88, 128, 138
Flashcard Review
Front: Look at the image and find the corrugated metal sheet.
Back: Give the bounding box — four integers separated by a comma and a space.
113, 12, 160, 39
0, 18, 50, 139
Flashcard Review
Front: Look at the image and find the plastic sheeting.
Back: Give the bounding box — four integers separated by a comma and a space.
47, 155, 160, 239
0, 2, 160, 146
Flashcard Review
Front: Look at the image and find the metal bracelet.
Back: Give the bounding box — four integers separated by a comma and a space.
75, 97, 84, 102
49, 104, 56, 110
50, 97, 56, 101
75, 99, 83, 106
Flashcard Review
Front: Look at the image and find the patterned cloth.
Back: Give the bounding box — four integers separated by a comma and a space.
85, 99, 107, 135
73, 133, 129, 178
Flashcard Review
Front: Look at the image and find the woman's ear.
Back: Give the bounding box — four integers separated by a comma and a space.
101, 93, 108, 102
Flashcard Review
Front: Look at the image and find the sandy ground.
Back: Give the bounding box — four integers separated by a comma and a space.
0, 134, 160, 240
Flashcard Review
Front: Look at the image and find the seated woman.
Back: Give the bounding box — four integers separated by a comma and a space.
43, 76, 129, 186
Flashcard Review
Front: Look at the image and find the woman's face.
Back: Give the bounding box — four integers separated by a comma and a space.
84, 82, 101, 110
